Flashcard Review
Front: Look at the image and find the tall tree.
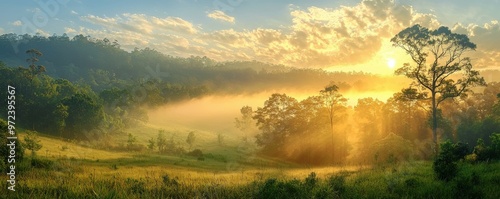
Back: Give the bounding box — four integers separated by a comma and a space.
186, 131, 196, 150
235, 106, 257, 141
391, 24, 486, 154
253, 93, 298, 153
320, 84, 347, 164
24, 130, 42, 158
25, 49, 46, 79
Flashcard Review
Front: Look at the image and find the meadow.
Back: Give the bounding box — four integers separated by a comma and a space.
3, 130, 500, 199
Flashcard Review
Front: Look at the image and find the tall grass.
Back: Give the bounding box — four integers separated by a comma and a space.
3, 160, 499, 198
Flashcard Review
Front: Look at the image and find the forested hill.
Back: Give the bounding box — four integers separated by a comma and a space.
0, 33, 412, 95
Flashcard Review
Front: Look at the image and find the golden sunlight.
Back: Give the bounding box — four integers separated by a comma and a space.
387, 58, 396, 69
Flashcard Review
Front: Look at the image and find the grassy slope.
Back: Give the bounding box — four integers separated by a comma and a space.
7, 128, 500, 198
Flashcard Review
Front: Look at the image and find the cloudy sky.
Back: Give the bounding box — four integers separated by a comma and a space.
1, 0, 499, 74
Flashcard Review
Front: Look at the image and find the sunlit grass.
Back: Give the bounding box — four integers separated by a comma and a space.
18, 132, 131, 160
9, 130, 500, 198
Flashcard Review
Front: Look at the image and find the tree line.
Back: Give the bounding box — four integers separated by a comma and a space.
242, 82, 500, 165
240, 25, 498, 165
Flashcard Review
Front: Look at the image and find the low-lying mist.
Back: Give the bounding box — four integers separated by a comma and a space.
148, 90, 314, 134
148, 88, 397, 131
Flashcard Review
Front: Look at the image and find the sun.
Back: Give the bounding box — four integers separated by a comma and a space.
387, 58, 396, 69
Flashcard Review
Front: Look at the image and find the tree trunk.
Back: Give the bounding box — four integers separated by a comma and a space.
432, 92, 438, 156
330, 107, 335, 165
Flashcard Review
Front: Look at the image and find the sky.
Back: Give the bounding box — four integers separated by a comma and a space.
1, 0, 499, 75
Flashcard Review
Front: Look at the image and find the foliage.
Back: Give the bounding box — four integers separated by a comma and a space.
471, 133, 500, 162
2, 159, 500, 198
186, 149, 203, 158
0, 119, 25, 171
24, 130, 43, 157
391, 24, 486, 154
157, 130, 167, 153
147, 137, 156, 150
365, 133, 415, 164
186, 131, 196, 149
253, 85, 349, 165
433, 140, 468, 181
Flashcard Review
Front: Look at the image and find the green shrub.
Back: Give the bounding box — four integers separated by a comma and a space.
328, 173, 346, 195
453, 172, 482, 199
433, 140, 458, 181
187, 149, 203, 158
451, 142, 470, 161
304, 172, 317, 188
256, 178, 306, 199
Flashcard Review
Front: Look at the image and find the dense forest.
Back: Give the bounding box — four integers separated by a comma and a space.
1, 33, 499, 166
0, 33, 409, 139
242, 83, 500, 165
0, 33, 412, 94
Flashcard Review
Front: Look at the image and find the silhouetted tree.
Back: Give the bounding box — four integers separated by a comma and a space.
235, 106, 257, 141
391, 24, 486, 154
320, 83, 347, 164
157, 130, 167, 153
186, 131, 196, 150
25, 49, 46, 80
254, 93, 298, 153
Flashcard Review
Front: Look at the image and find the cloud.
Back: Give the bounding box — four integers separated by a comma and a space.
207, 10, 235, 23
64, 27, 77, 33
67, 0, 499, 69
150, 16, 198, 34
11, 20, 23, 26
451, 21, 500, 68
71, 10, 78, 15
81, 14, 198, 35
35, 29, 51, 37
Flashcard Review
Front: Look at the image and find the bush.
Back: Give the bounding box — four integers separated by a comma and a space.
471, 133, 500, 162
328, 173, 346, 195
256, 178, 305, 199
451, 142, 470, 161
187, 149, 203, 158
453, 172, 482, 199
304, 172, 317, 188
433, 140, 458, 181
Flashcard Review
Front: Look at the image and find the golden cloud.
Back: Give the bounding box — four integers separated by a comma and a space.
207, 10, 235, 23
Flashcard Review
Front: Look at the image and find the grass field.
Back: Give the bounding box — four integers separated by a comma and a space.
3, 126, 500, 198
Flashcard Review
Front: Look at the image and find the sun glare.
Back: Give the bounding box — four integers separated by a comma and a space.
387, 58, 396, 69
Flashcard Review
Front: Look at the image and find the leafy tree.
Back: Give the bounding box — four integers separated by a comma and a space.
391, 25, 486, 154
254, 93, 299, 153
147, 137, 156, 151
186, 131, 196, 150
62, 93, 105, 139
157, 130, 167, 153
127, 133, 137, 149
25, 49, 46, 80
24, 130, 42, 157
320, 83, 347, 163
355, 98, 384, 141
235, 106, 257, 141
